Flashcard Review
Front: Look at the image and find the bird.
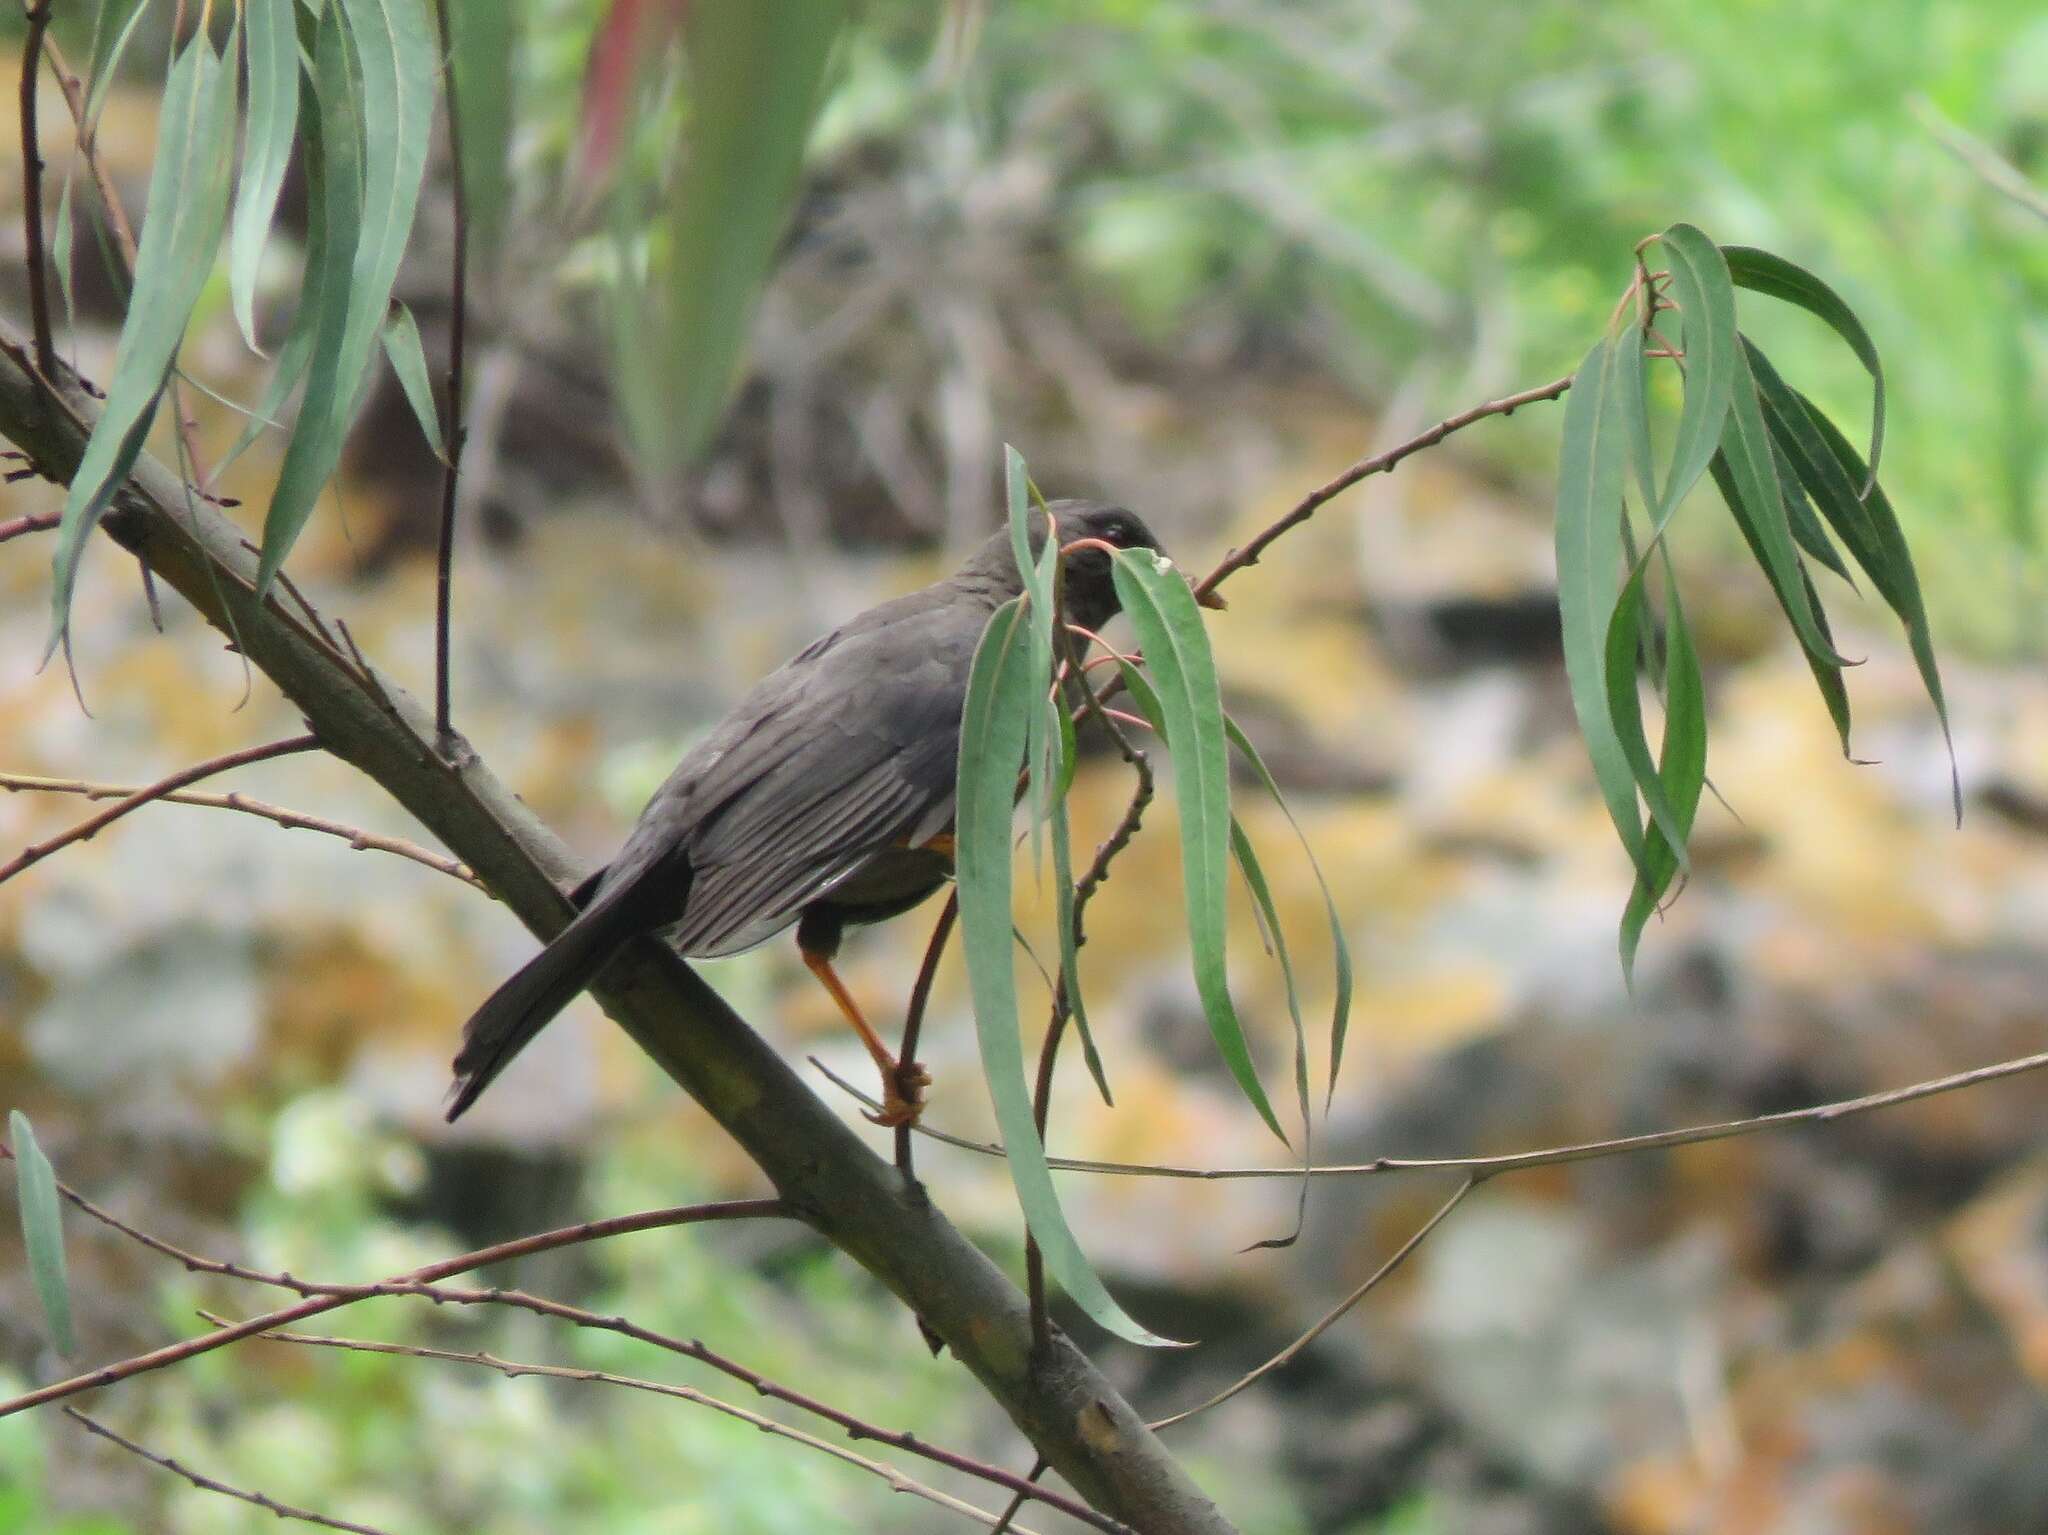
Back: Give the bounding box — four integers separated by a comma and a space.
445, 500, 1170, 1127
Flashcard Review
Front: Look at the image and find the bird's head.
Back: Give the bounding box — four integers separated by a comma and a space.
1044, 499, 1164, 632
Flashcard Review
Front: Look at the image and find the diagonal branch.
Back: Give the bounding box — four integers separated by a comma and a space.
0, 315, 1236, 1535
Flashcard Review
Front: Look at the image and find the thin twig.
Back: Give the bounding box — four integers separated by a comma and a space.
430, 0, 470, 746
989, 1457, 1050, 1535
41, 40, 138, 266
1911, 92, 2048, 226
234, 1330, 1055, 1535
65, 1410, 397, 1535
0, 770, 482, 887
0, 509, 61, 543
0, 734, 321, 888
1147, 1176, 1477, 1431
19, 0, 56, 375
896, 890, 959, 1176
819, 1046, 2048, 1183
1193, 373, 1575, 602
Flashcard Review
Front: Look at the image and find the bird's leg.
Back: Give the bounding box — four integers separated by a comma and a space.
802, 947, 930, 1127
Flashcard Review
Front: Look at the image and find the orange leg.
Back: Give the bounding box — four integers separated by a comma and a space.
802, 948, 931, 1127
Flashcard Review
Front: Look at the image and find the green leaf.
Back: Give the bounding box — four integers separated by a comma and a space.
1603, 568, 1692, 874
1111, 550, 1285, 1142
1649, 224, 1739, 531
230, 0, 302, 353
1711, 451, 1855, 757
1750, 350, 1957, 816
447, 0, 518, 261
1712, 343, 1848, 668
956, 601, 1178, 1347
1004, 447, 1055, 879
258, 0, 438, 596
378, 301, 447, 460
10, 1112, 76, 1357
1047, 763, 1113, 1107
1221, 713, 1353, 1108
1554, 334, 1649, 882
1722, 244, 1885, 486
51, 175, 76, 341
1773, 434, 1855, 588
84, 0, 152, 131
1618, 550, 1707, 984
48, 24, 241, 655
617, 2, 851, 473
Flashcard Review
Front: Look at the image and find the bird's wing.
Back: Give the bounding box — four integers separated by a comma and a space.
602, 594, 977, 957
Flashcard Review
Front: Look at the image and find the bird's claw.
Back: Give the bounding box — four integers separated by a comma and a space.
864, 1060, 932, 1128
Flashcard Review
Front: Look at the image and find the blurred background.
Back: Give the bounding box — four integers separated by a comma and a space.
3, 2, 2048, 1531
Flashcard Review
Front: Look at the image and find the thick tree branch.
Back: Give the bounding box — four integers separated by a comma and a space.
0, 318, 1235, 1535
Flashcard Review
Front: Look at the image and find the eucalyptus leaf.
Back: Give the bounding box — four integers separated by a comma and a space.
955, 600, 1179, 1347
259, 0, 438, 595
1111, 550, 1285, 1142
9, 1112, 76, 1356
49, 23, 240, 654
379, 301, 447, 460
1649, 223, 1739, 532
1617, 550, 1706, 984
1554, 334, 1649, 882
230, 0, 302, 353
1723, 244, 1884, 485
448, 0, 517, 261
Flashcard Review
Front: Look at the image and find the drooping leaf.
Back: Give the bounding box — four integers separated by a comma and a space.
1111, 550, 1285, 1142
1221, 712, 1354, 1108
615, 1, 851, 474
1047, 761, 1113, 1107
447, 0, 518, 261
258, 0, 438, 595
1711, 451, 1855, 757
1603, 567, 1691, 872
955, 601, 1178, 1347
1227, 818, 1313, 1250
49, 23, 241, 654
1751, 349, 1958, 816
1005, 446, 1054, 879
1617, 551, 1707, 984
1723, 244, 1885, 484
83, 0, 152, 131
576, 0, 687, 185
379, 301, 447, 460
1554, 333, 1649, 882
230, 0, 302, 353
1712, 343, 1847, 667
1773, 433, 1855, 588
1648, 223, 1739, 532
51, 175, 76, 341
9, 1112, 76, 1356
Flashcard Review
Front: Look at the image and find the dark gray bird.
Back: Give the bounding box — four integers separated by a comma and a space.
446, 501, 1168, 1125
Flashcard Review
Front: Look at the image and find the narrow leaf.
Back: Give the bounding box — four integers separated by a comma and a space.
1603, 569, 1692, 872
618, 1, 850, 473
230, 0, 302, 353
1618, 551, 1707, 983
379, 301, 447, 460
10, 1112, 76, 1356
448, 0, 518, 261
1554, 335, 1649, 880
1723, 244, 1885, 484
1048, 771, 1113, 1106
49, 25, 240, 653
1650, 224, 1739, 530
259, 0, 438, 595
956, 601, 1179, 1346
1222, 713, 1353, 1108
1713, 344, 1848, 667
1111, 551, 1285, 1141
84, 0, 152, 131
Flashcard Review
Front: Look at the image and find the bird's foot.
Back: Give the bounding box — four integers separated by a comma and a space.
865, 1059, 932, 1128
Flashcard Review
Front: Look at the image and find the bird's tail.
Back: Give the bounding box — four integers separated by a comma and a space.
444, 859, 686, 1121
